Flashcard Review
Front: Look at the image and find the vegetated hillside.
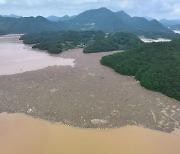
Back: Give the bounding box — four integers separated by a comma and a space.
115, 12, 174, 38
114, 11, 178, 38
20, 30, 106, 54
101, 40, 180, 100
0, 17, 17, 35
0, 7, 178, 39
65, 8, 176, 38
0, 16, 63, 34
65, 7, 132, 32
83, 32, 143, 53
11, 16, 61, 33
20, 31, 144, 54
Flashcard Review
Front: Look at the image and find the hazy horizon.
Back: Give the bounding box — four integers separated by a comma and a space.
0, 0, 180, 20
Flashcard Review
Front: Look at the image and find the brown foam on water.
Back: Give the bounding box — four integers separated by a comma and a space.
0, 113, 180, 154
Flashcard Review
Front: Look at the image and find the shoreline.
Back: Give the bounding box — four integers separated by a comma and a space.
1, 112, 179, 135
0, 34, 179, 133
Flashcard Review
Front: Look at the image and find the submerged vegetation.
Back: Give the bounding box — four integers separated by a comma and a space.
20, 31, 143, 54
101, 39, 180, 100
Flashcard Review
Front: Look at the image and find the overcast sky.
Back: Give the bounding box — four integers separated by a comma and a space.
0, 0, 180, 19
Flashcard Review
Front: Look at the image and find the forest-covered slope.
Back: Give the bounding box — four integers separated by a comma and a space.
20, 31, 143, 54
101, 40, 180, 100
83, 32, 143, 53
0, 8, 178, 39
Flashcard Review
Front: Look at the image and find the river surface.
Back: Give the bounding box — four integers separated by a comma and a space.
0, 113, 180, 154
0, 34, 180, 154
0, 35, 180, 131
0, 34, 75, 75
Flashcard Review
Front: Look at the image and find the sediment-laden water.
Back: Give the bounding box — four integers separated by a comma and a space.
0, 35, 75, 75
0, 34, 179, 133
0, 113, 180, 154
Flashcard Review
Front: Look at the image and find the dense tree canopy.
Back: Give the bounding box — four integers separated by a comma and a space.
20, 31, 143, 54
83, 32, 143, 53
101, 39, 180, 100
20, 30, 105, 54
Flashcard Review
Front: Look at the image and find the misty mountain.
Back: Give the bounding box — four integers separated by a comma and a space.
143, 16, 155, 21
59, 15, 73, 21
63, 7, 173, 37
115, 11, 132, 21
114, 10, 172, 36
0, 7, 177, 38
65, 7, 132, 32
1, 14, 22, 18
0, 16, 61, 34
47, 15, 61, 22
170, 24, 180, 30
160, 19, 180, 27
47, 15, 74, 22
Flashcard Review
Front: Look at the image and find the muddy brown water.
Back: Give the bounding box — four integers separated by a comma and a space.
0, 34, 75, 75
0, 113, 180, 154
0, 34, 179, 133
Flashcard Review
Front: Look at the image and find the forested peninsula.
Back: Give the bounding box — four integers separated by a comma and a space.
101, 39, 180, 100
20, 30, 180, 100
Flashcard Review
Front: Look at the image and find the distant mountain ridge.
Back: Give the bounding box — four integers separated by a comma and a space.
143, 16, 155, 21
0, 16, 61, 34
46, 15, 61, 22
47, 15, 73, 22
0, 14, 22, 18
65, 8, 132, 32
0, 7, 177, 38
170, 24, 180, 30
62, 7, 175, 38
160, 19, 180, 27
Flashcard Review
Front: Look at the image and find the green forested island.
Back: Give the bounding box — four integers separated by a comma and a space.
20, 31, 105, 54
20, 31, 143, 54
101, 39, 180, 100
